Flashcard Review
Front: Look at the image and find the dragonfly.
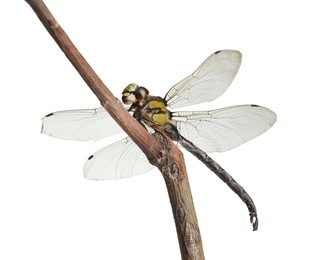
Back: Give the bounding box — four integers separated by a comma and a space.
42, 50, 276, 231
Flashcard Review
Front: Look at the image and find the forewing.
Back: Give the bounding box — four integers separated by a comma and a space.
165, 50, 242, 109
172, 105, 277, 152
84, 137, 154, 180
41, 108, 123, 141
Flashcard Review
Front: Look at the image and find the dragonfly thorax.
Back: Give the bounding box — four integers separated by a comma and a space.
122, 83, 171, 129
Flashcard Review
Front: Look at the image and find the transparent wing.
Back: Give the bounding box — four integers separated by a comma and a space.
41, 107, 123, 141
165, 50, 242, 109
172, 105, 277, 153
84, 137, 154, 180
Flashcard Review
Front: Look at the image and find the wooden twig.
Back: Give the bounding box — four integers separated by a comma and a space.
25, 1, 205, 259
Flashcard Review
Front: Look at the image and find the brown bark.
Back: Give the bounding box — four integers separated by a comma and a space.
25, 1, 205, 259
155, 132, 205, 259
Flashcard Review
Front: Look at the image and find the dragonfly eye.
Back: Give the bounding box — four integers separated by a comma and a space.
135, 87, 149, 100
122, 83, 139, 105
122, 93, 136, 105
122, 83, 138, 94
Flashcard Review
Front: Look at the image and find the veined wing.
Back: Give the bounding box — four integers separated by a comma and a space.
84, 137, 154, 180
41, 107, 123, 141
172, 105, 277, 153
165, 50, 242, 109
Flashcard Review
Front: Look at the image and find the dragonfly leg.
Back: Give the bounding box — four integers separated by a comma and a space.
164, 123, 258, 231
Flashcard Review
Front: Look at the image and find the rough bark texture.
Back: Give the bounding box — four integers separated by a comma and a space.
25, 1, 205, 259
155, 132, 205, 259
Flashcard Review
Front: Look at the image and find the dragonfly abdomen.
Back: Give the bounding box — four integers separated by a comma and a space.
164, 123, 258, 231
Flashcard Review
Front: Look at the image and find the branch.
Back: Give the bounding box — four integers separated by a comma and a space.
25, 1, 205, 259
25, 0, 160, 161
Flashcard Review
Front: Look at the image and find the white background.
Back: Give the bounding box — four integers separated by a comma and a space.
1, 1, 309, 259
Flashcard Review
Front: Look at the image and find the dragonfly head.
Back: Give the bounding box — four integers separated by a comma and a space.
122, 83, 149, 105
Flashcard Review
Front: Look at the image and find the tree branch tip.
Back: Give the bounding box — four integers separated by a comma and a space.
25, 0, 42, 6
